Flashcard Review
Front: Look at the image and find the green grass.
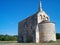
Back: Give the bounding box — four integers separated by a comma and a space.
0, 40, 60, 45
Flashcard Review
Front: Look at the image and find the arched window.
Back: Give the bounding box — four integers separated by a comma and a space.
40, 15, 42, 19
46, 17, 48, 19
46, 17, 49, 20
43, 15, 45, 17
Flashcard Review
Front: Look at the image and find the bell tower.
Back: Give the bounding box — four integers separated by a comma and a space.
37, 1, 50, 23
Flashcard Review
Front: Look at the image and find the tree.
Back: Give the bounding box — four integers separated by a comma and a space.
56, 33, 60, 39
0, 34, 18, 41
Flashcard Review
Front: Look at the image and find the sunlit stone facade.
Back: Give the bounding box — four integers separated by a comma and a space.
18, 2, 56, 43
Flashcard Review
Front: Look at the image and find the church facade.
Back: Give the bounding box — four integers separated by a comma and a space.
18, 2, 56, 43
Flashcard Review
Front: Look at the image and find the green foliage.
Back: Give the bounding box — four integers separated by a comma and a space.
0, 34, 18, 41
56, 33, 60, 39
48, 40, 54, 43
0, 33, 60, 41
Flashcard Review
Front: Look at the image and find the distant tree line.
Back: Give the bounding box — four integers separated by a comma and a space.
56, 33, 60, 39
0, 33, 60, 41
0, 34, 18, 41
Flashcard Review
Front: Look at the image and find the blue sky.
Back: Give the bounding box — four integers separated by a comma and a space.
0, 0, 60, 35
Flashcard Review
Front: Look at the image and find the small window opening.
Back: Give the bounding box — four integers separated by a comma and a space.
46, 17, 48, 19
40, 15, 42, 19
43, 15, 45, 17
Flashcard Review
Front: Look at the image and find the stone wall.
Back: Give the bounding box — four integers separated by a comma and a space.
18, 14, 37, 42
38, 23, 56, 42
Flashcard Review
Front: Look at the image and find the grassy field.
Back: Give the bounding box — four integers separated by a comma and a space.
0, 40, 60, 45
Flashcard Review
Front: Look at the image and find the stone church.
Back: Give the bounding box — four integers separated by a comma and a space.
18, 2, 56, 43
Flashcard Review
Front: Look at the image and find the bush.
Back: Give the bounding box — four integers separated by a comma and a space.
0, 34, 18, 41
56, 33, 60, 39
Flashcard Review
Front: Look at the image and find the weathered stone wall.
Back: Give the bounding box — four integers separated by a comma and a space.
18, 14, 37, 42
18, 10, 56, 43
38, 23, 56, 42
